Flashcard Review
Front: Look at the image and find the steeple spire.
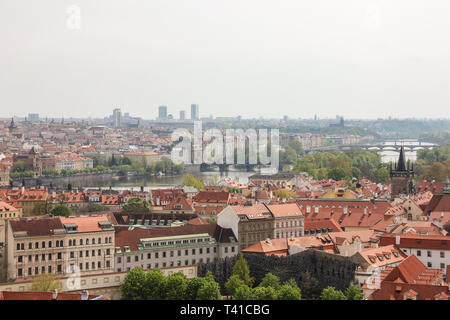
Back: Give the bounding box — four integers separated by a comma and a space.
396, 146, 407, 171
444, 177, 450, 194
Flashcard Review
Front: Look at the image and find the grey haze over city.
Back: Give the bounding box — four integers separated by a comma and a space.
1, 0, 450, 120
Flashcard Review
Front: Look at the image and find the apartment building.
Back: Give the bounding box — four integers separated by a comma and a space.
379, 233, 450, 276
114, 224, 238, 272
218, 204, 274, 251
5, 215, 115, 280
267, 203, 304, 239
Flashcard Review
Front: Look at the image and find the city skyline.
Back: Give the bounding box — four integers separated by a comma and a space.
1, 1, 450, 120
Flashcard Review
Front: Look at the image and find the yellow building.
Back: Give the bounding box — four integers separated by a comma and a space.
0, 202, 22, 220
320, 188, 359, 199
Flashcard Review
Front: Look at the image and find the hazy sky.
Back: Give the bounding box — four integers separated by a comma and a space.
1, 0, 450, 119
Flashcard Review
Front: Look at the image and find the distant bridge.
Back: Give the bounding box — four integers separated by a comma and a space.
307, 141, 440, 153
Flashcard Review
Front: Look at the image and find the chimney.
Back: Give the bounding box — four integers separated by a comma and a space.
21, 186, 25, 195
343, 207, 348, 214
306, 205, 311, 213
364, 207, 367, 215
395, 235, 401, 245
81, 290, 89, 300
265, 238, 271, 244
52, 289, 58, 300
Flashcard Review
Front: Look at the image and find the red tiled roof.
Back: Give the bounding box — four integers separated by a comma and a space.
193, 191, 230, 203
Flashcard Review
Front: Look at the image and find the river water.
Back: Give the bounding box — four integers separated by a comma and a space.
82, 171, 256, 190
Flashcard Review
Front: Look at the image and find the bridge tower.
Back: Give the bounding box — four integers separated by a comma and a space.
390, 146, 415, 200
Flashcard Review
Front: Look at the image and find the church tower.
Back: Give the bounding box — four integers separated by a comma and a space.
390, 146, 415, 200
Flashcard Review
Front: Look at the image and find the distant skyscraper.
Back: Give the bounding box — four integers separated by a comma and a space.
180, 110, 185, 120
113, 108, 122, 127
191, 104, 199, 120
158, 105, 168, 119
28, 114, 39, 122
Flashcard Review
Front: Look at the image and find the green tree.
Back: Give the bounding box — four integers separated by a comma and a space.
165, 272, 187, 300
258, 273, 280, 290
232, 254, 254, 287
12, 161, 28, 172
182, 174, 205, 190
186, 277, 207, 300
197, 278, 221, 300
277, 284, 302, 300
86, 203, 108, 212
327, 167, 347, 181
345, 284, 363, 300
288, 140, 305, 157
252, 286, 278, 300
275, 189, 296, 200
121, 157, 132, 165
120, 267, 148, 300
30, 274, 62, 292
225, 274, 245, 297
233, 285, 254, 300
50, 205, 72, 217
374, 167, 390, 183
320, 286, 347, 300
145, 269, 167, 300
122, 197, 150, 213
280, 146, 297, 164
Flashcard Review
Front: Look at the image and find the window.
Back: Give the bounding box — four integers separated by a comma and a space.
28, 268, 32, 276
35, 255, 39, 261
80, 239, 83, 245
57, 252, 62, 260
199, 248, 203, 254
106, 261, 110, 268
80, 251, 83, 258
18, 268, 23, 277
427, 251, 432, 257
98, 238, 101, 244
127, 256, 131, 263
417, 250, 421, 256
170, 251, 174, 257
18, 256, 23, 263
42, 254, 46, 261
225, 247, 228, 253
86, 263, 89, 270
192, 249, 196, 255
86, 250, 89, 257
427, 262, 432, 268
106, 249, 110, 256
178, 250, 181, 257
16, 243, 20, 250
118, 257, 122, 263
92, 238, 95, 244
35, 242, 39, 249
147, 253, 151, 259
48, 253, 52, 260
79, 263, 83, 271
185, 249, 188, 255
48, 241, 52, 248
135, 255, 139, 262
98, 249, 101, 256
92, 250, 95, 257
92, 262, 95, 269
28, 243, 32, 249
28, 255, 32, 262
57, 265, 62, 273
98, 261, 101, 268
48, 266, 52, 273
440, 252, 445, 258
163, 252, 166, 258
155, 252, 159, 259
441, 263, 445, 269
206, 248, 210, 254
